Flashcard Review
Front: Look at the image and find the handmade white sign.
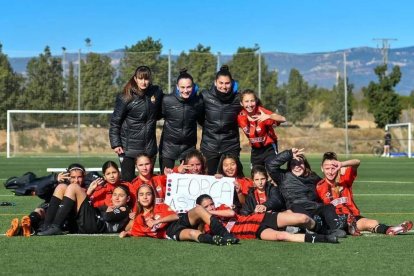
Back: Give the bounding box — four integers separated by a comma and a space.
164, 173, 235, 212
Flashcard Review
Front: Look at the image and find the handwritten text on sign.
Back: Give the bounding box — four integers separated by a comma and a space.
164, 173, 235, 212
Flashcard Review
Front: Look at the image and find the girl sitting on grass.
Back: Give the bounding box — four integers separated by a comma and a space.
317, 151, 413, 236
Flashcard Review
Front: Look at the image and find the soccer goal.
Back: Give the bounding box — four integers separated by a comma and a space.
6, 110, 113, 158
385, 123, 413, 158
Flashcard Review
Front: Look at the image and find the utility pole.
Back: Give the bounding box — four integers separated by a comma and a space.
373, 38, 397, 65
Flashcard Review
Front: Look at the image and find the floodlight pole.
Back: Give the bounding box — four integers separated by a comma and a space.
344, 52, 349, 157
258, 48, 262, 99
217, 52, 221, 72
77, 49, 81, 157
168, 49, 171, 93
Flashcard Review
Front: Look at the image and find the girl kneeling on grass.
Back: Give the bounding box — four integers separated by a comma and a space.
317, 151, 413, 236
120, 184, 239, 245
198, 194, 339, 244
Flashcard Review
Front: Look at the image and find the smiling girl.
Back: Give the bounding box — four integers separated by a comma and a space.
238, 89, 286, 167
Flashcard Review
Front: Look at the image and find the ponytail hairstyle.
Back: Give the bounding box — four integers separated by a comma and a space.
122, 66, 152, 101
196, 194, 213, 205
101, 160, 119, 175
175, 68, 198, 97
215, 65, 232, 80
240, 89, 263, 107
322, 151, 338, 165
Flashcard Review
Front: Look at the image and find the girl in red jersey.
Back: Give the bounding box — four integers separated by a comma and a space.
120, 184, 177, 238
238, 89, 286, 167
120, 184, 239, 245
317, 151, 413, 236
216, 153, 253, 206
129, 153, 167, 209
197, 194, 338, 244
87, 161, 128, 208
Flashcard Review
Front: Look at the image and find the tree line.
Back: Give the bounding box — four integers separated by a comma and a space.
0, 37, 410, 130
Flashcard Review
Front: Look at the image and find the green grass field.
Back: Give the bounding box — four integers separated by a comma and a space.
1, 154, 414, 275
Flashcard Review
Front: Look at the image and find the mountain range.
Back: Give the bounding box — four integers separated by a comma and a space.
8, 46, 414, 95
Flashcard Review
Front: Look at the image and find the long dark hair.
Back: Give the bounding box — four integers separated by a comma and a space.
217, 153, 244, 177
122, 66, 152, 101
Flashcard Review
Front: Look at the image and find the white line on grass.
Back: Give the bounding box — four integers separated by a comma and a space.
356, 180, 414, 184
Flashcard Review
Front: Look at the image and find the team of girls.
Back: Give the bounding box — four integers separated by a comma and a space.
316, 151, 413, 236
238, 89, 285, 166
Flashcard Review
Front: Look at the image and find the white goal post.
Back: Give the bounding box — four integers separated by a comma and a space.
7, 110, 112, 158
385, 123, 412, 158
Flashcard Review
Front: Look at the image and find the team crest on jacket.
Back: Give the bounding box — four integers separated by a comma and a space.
151, 95, 156, 103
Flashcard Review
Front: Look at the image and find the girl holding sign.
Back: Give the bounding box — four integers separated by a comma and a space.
216, 153, 253, 205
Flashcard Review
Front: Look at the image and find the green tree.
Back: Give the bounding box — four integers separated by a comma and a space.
262, 70, 284, 113
328, 77, 354, 127
80, 52, 116, 110
228, 45, 261, 91
286, 68, 310, 124
118, 37, 168, 92
363, 64, 402, 128
0, 43, 24, 128
175, 44, 216, 91
23, 46, 64, 110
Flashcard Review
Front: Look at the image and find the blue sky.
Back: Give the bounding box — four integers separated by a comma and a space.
2, 0, 413, 57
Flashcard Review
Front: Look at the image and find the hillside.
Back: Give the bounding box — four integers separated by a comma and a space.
8, 46, 414, 94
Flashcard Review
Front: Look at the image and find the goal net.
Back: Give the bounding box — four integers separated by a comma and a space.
7, 110, 113, 158
385, 123, 413, 158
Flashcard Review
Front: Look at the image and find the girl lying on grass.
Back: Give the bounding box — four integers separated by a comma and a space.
119, 184, 239, 245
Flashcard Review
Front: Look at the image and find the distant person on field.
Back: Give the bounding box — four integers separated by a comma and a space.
382, 130, 392, 157
109, 66, 163, 182
316, 151, 413, 236
238, 89, 286, 167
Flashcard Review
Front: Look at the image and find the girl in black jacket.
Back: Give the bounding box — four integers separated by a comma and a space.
200, 65, 241, 175
240, 165, 319, 233
109, 66, 163, 182
159, 69, 203, 172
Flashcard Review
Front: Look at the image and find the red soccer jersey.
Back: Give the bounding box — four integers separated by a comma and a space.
129, 203, 176, 238
89, 182, 116, 208
254, 189, 267, 205
129, 175, 167, 211
205, 204, 265, 240
237, 177, 254, 196
238, 106, 279, 148
316, 167, 360, 216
